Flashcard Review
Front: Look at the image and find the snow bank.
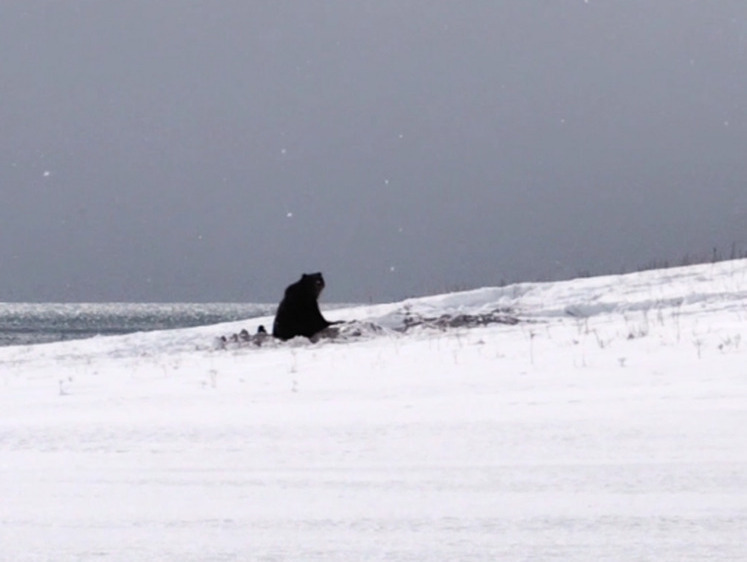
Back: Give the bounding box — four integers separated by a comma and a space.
1, 260, 746, 560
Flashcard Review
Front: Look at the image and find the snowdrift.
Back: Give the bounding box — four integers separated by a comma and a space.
1, 260, 746, 561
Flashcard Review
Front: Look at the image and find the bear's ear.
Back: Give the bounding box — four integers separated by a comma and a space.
301, 273, 309, 279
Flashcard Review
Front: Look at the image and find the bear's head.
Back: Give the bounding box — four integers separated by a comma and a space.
302, 272, 325, 298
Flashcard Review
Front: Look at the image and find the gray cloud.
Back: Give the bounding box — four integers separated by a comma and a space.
2, 1, 746, 302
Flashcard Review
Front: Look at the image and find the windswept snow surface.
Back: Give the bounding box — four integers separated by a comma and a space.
1, 261, 747, 561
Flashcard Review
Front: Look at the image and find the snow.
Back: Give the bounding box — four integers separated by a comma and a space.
1, 260, 746, 561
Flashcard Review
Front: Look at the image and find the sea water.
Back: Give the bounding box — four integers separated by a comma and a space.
0, 303, 277, 347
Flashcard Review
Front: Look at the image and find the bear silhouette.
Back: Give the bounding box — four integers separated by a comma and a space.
272, 272, 336, 340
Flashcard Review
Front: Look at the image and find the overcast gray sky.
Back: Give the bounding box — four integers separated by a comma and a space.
2, 1, 746, 303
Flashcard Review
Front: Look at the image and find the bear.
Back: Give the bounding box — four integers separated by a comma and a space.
272, 272, 338, 341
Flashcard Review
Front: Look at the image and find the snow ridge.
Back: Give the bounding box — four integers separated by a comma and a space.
1, 260, 746, 561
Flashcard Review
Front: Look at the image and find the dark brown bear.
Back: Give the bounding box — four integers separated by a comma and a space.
272, 273, 337, 341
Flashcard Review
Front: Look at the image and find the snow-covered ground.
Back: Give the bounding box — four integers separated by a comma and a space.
1, 261, 746, 561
